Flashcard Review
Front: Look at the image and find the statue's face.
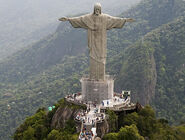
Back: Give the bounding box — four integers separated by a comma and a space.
94, 7, 101, 16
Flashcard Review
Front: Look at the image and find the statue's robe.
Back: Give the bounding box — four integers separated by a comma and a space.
68, 13, 126, 80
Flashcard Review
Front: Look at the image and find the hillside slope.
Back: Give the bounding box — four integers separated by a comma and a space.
107, 0, 185, 57
115, 16, 185, 123
0, 0, 184, 84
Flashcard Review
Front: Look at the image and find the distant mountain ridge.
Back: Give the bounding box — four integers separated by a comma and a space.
0, 0, 140, 60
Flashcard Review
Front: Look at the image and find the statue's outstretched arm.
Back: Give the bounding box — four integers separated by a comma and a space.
59, 17, 70, 22
59, 15, 89, 29
124, 18, 135, 22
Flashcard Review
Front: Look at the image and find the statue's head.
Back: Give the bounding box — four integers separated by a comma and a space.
94, 3, 101, 16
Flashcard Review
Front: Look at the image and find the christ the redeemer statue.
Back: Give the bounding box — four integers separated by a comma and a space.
59, 3, 134, 81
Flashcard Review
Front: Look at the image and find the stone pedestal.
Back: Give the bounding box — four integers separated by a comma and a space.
81, 75, 114, 103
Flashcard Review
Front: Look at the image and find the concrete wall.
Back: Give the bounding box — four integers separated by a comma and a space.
81, 75, 114, 103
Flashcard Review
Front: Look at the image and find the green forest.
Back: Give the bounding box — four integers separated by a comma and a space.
13, 99, 185, 140
0, 0, 185, 139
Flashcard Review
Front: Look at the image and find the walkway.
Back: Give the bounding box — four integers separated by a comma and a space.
77, 103, 104, 140
65, 92, 135, 140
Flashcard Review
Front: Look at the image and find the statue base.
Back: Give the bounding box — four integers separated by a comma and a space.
80, 75, 114, 103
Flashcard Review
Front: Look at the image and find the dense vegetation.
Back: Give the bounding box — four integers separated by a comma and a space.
0, 55, 88, 139
103, 106, 185, 140
115, 16, 185, 123
13, 102, 185, 140
0, 0, 185, 139
13, 98, 84, 140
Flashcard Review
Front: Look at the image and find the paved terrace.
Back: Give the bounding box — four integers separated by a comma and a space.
65, 92, 135, 140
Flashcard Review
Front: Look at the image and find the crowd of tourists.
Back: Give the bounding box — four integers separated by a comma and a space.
66, 92, 131, 140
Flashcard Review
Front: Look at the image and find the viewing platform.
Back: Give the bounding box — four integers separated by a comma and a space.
64, 90, 138, 140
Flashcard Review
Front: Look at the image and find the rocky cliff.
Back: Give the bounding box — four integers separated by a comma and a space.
51, 104, 83, 130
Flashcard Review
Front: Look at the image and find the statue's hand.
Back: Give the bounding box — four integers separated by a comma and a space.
58, 17, 68, 21
126, 18, 135, 22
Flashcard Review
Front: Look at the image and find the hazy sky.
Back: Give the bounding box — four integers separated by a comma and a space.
0, 0, 141, 21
